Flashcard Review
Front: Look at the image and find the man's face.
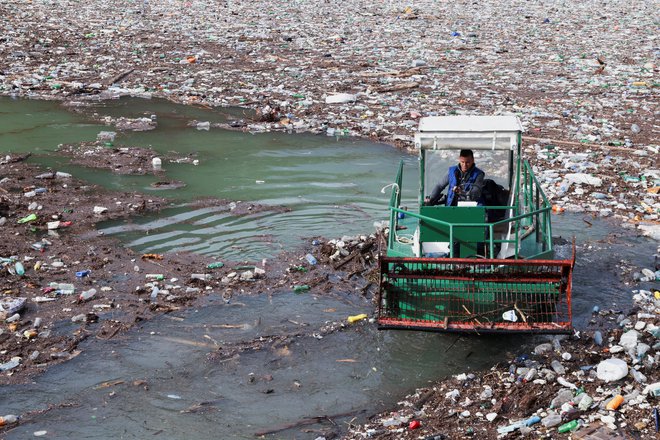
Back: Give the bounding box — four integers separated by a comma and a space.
458, 155, 474, 172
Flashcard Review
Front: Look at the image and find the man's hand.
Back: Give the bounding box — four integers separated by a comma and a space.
453, 186, 461, 194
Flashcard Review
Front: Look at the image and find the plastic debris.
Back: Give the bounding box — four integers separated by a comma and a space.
597, 358, 629, 382
347, 314, 368, 324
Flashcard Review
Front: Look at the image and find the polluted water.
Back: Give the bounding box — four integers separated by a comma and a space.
0, 97, 658, 438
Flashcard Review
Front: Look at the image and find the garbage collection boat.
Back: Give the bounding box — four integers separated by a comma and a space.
377, 115, 575, 334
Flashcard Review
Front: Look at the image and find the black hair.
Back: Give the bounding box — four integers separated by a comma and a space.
459, 149, 474, 158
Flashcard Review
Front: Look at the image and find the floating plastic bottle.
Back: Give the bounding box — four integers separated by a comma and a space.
0, 415, 18, 426
293, 285, 310, 293
551, 359, 566, 375
206, 262, 224, 269
557, 419, 579, 433
305, 253, 317, 265
542, 413, 562, 428
145, 274, 164, 280
79, 288, 97, 302
594, 330, 603, 346
606, 395, 624, 411
15, 262, 25, 276
76, 270, 91, 278
347, 314, 368, 324
523, 368, 537, 383
17, 213, 37, 224
577, 394, 593, 411
71, 314, 86, 323
49, 283, 75, 295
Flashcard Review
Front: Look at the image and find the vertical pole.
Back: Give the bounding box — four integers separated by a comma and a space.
535, 185, 541, 243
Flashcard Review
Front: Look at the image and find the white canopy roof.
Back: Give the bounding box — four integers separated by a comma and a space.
418, 115, 523, 133
415, 115, 523, 151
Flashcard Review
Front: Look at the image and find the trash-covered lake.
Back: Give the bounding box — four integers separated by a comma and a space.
0, 96, 657, 439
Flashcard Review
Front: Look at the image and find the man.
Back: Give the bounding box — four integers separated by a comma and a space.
426, 149, 485, 206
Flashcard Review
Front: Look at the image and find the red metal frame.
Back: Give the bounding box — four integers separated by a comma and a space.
377, 246, 575, 334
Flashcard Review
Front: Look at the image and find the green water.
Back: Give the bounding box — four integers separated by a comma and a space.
0, 96, 418, 260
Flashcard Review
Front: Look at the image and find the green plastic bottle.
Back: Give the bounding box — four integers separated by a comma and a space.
293, 285, 310, 293
17, 213, 37, 224
557, 419, 579, 433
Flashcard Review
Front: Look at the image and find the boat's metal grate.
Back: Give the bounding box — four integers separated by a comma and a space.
377, 256, 574, 334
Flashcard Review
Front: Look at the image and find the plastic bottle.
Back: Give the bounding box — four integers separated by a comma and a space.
17, 213, 37, 224
293, 285, 310, 293
557, 419, 579, 433
150, 286, 159, 302
606, 395, 624, 410
594, 330, 603, 346
0, 415, 19, 426
6, 313, 20, 323
76, 270, 91, 278
79, 288, 97, 302
577, 394, 593, 411
631, 369, 647, 383
207, 262, 224, 269
145, 274, 164, 280
305, 253, 317, 265
15, 262, 25, 276
71, 314, 86, 323
50, 283, 75, 295
523, 368, 537, 383
551, 360, 565, 375
552, 338, 562, 352
191, 273, 211, 281
542, 414, 562, 428
347, 314, 368, 324
524, 415, 541, 426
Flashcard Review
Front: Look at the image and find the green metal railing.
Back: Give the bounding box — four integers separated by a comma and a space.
387, 160, 553, 260
387, 160, 405, 251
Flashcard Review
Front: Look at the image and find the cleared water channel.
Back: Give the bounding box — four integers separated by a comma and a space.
0, 97, 657, 439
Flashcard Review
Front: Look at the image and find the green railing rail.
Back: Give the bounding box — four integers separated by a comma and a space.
388, 160, 553, 259
387, 160, 405, 250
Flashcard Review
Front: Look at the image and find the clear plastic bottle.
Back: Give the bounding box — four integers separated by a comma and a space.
541, 414, 562, 428
576, 393, 593, 411
79, 288, 97, 302
305, 253, 317, 265
0, 415, 18, 426
550, 359, 565, 375
50, 283, 75, 295
593, 330, 603, 346
523, 368, 538, 382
